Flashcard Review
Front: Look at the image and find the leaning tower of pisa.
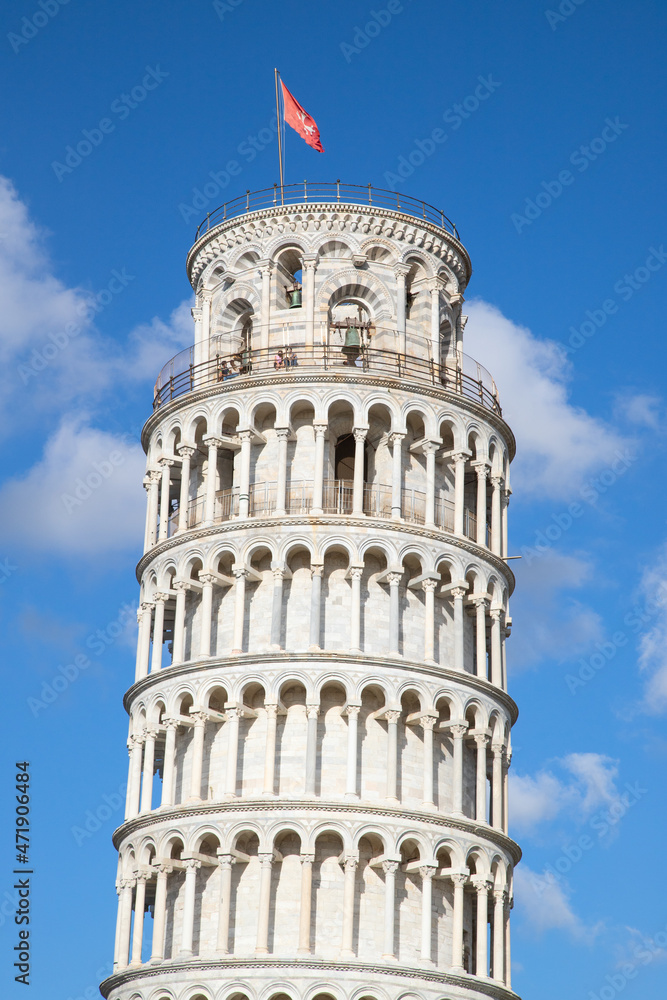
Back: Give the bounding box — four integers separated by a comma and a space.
102, 183, 520, 1000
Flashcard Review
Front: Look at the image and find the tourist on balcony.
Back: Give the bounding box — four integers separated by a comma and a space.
274, 349, 285, 370
286, 347, 298, 367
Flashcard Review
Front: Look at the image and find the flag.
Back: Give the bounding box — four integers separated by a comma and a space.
280, 80, 324, 152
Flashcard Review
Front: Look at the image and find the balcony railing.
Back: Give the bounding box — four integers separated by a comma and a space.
154, 342, 501, 416
193, 181, 460, 241
165, 480, 482, 539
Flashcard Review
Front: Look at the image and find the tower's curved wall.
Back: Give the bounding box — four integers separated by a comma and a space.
102, 195, 521, 1000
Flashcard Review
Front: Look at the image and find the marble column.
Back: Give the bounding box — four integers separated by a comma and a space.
305, 704, 319, 795
150, 864, 171, 963
386, 710, 401, 802
237, 431, 252, 519
275, 428, 290, 516
390, 432, 405, 519
150, 594, 167, 673
172, 582, 188, 665
158, 459, 174, 542
474, 733, 489, 823
160, 720, 178, 808
231, 569, 247, 654
388, 572, 402, 655
420, 865, 437, 963
188, 712, 207, 802
382, 860, 399, 959
298, 853, 315, 954
345, 704, 360, 799
129, 873, 147, 967
349, 565, 363, 652
312, 424, 327, 514
255, 853, 274, 954
215, 853, 235, 955
140, 729, 156, 814
453, 452, 467, 537
179, 860, 201, 957
421, 716, 437, 808
452, 587, 466, 672
309, 564, 323, 648
263, 703, 278, 795
198, 574, 215, 657
176, 446, 195, 533
352, 428, 367, 515
423, 578, 437, 664
341, 855, 358, 957
450, 871, 467, 973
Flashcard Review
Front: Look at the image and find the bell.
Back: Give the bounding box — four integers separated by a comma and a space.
287, 286, 302, 308
342, 326, 361, 357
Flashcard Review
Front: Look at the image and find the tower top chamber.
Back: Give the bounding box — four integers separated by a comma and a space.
103, 183, 521, 1000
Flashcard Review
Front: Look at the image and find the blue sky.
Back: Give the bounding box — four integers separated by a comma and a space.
1, 1, 666, 998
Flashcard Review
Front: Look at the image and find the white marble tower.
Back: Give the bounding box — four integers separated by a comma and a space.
102, 183, 520, 1000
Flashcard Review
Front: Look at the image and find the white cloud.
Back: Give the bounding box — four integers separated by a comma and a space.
614, 391, 664, 430
635, 543, 667, 714
0, 175, 192, 431
0, 417, 146, 555
509, 549, 603, 670
464, 300, 631, 499
514, 865, 600, 941
510, 753, 619, 834
561, 752, 619, 812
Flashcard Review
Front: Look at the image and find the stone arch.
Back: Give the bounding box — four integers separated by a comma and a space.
316, 269, 393, 324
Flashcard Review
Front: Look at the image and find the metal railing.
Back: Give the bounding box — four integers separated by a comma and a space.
153, 341, 500, 416
164, 480, 468, 539
194, 181, 459, 241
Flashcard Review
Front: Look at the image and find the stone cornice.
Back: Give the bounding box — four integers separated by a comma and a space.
185, 201, 473, 288
135, 512, 516, 593
111, 797, 522, 865
123, 650, 519, 722
142, 368, 516, 460
101, 955, 520, 1000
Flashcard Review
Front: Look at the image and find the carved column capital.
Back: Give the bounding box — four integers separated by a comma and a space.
382, 859, 399, 876
419, 864, 437, 881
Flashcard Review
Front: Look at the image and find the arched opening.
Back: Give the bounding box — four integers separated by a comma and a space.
229, 830, 260, 954
312, 831, 345, 956
238, 683, 266, 797
357, 833, 385, 958
317, 682, 347, 797
269, 830, 302, 952
276, 681, 307, 796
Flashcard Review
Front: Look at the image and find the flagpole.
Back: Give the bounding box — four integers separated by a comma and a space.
274, 68, 284, 204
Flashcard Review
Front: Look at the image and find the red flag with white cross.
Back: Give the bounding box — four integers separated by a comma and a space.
280, 80, 324, 152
